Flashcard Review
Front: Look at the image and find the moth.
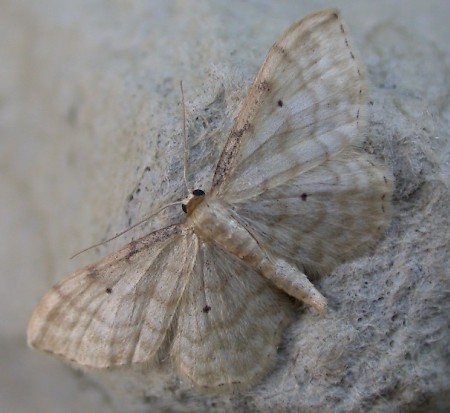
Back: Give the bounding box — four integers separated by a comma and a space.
27, 9, 393, 391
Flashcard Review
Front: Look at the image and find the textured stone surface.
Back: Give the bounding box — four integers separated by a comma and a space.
1, 1, 449, 412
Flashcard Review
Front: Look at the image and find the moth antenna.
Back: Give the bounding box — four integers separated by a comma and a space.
70, 201, 182, 259
180, 80, 190, 194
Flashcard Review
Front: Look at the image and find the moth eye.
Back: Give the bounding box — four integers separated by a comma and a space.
182, 204, 187, 213
192, 189, 205, 196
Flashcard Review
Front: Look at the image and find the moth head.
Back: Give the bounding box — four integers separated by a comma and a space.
182, 189, 206, 216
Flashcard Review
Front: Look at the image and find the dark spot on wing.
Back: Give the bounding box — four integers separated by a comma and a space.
277, 99, 283, 107
86, 268, 98, 278
272, 44, 286, 56
202, 305, 211, 313
106, 287, 112, 294
231, 121, 251, 139
301, 193, 308, 201
126, 242, 139, 260
258, 79, 272, 93
212, 379, 242, 389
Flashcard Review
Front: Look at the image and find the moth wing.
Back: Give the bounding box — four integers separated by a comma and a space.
212, 9, 367, 200
171, 240, 293, 391
231, 155, 393, 276
27, 225, 198, 368
210, 9, 392, 274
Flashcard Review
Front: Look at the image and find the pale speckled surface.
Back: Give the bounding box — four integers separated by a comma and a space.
1, 0, 449, 412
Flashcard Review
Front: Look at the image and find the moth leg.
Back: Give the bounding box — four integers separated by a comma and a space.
261, 257, 327, 311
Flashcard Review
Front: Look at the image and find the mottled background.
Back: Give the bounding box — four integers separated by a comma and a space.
1, 0, 449, 412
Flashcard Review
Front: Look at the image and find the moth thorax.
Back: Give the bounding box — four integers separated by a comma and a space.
182, 189, 206, 216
